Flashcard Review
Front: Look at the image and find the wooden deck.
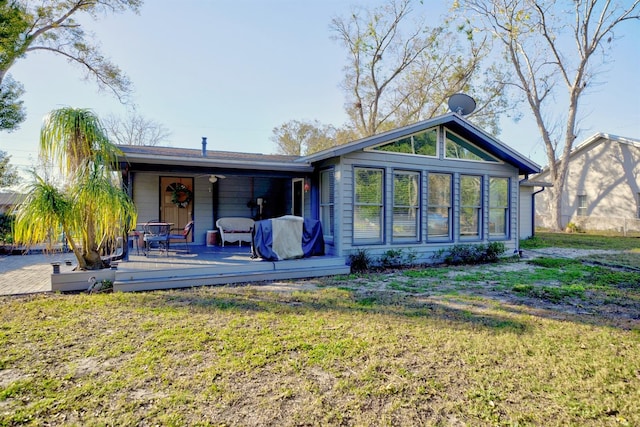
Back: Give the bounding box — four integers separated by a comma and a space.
113, 244, 350, 292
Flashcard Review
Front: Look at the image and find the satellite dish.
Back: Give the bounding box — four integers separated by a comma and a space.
448, 93, 476, 116
208, 174, 226, 183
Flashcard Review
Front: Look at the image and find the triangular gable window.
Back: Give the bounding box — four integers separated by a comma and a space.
371, 127, 438, 157
445, 130, 498, 162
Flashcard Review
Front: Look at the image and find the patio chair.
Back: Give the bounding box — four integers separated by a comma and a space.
167, 221, 194, 253
143, 221, 171, 256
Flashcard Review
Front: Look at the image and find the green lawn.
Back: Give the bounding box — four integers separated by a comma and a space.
521, 231, 640, 251
521, 232, 640, 270
1, 233, 639, 426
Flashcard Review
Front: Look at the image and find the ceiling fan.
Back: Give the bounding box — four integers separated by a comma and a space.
195, 174, 227, 183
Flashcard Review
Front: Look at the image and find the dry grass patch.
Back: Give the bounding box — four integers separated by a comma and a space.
1, 273, 639, 426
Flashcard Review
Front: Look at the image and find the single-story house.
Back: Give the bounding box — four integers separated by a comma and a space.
534, 133, 640, 234
117, 112, 541, 263
0, 192, 23, 214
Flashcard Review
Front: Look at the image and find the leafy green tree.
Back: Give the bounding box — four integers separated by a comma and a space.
0, 149, 19, 187
0, 1, 28, 130
0, 75, 25, 131
0, 1, 29, 67
0, 0, 141, 131
331, 0, 512, 138
457, 0, 640, 230
13, 107, 136, 270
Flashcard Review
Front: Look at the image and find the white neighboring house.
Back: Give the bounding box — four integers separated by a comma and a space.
534, 133, 640, 234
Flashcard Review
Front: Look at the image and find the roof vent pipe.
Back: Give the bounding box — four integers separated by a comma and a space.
202, 137, 207, 157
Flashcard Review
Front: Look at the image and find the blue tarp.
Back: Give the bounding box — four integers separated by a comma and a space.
253, 216, 325, 261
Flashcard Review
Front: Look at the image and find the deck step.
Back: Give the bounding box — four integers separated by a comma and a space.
113, 257, 350, 292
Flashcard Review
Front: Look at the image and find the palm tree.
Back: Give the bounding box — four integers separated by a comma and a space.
13, 107, 136, 270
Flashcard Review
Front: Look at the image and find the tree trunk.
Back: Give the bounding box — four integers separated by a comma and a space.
82, 250, 104, 270
82, 209, 104, 270
549, 185, 563, 231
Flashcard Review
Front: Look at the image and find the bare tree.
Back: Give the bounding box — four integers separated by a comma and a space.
458, 0, 640, 230
103, 112, 171, 146
331, 0, 512, 138
0, 0, 141, 131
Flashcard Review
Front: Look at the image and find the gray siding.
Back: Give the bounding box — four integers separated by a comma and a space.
217, 176, 294, 219
132, 173, 160, 224
217, 176, 257, 218
332, 145, 521, 262
193, 176, 214, 245
133, 173, 212, 245
519, 186, 533, 240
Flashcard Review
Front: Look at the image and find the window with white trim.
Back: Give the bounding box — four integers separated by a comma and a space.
320, 169, 334, 240
354, 167, 384, 243
577, 195, 587, 216
489, 177, 509, 238
460, 175, 482, 238
427, 173, 451, 240
393, 170, 420, 240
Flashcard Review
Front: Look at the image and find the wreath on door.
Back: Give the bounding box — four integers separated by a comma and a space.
169, 183, 193, 208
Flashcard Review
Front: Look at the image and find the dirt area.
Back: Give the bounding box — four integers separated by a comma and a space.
255, 248, 640, 330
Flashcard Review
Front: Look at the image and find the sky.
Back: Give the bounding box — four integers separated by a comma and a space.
1, 0, 639, 179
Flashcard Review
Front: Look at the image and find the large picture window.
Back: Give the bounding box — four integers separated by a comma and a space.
354, 167, 384, 243
427, 173, 452, 240
393, 171, 420, 240
445, 130, 498, 162
460, 175, 482, 238
489, 177, 509, 238
320, 169, 335, 240
372, 128, 438, 157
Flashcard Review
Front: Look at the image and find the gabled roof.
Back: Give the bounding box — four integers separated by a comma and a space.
117, 113, 541, 175
299, 113, 540, 175
117, 145, 313, 173
535, 133, 640, 177
571, 133, 640, 156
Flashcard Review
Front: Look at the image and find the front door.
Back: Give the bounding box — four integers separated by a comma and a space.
161, 177, 193, 241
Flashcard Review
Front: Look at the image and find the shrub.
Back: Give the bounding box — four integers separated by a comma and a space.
486, 242, 506, 263
349, 249, 372, 273
379, 248, 417, 268
565, 222, 582, 233
0, 213, 14, 244
435, 242, 507, 265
